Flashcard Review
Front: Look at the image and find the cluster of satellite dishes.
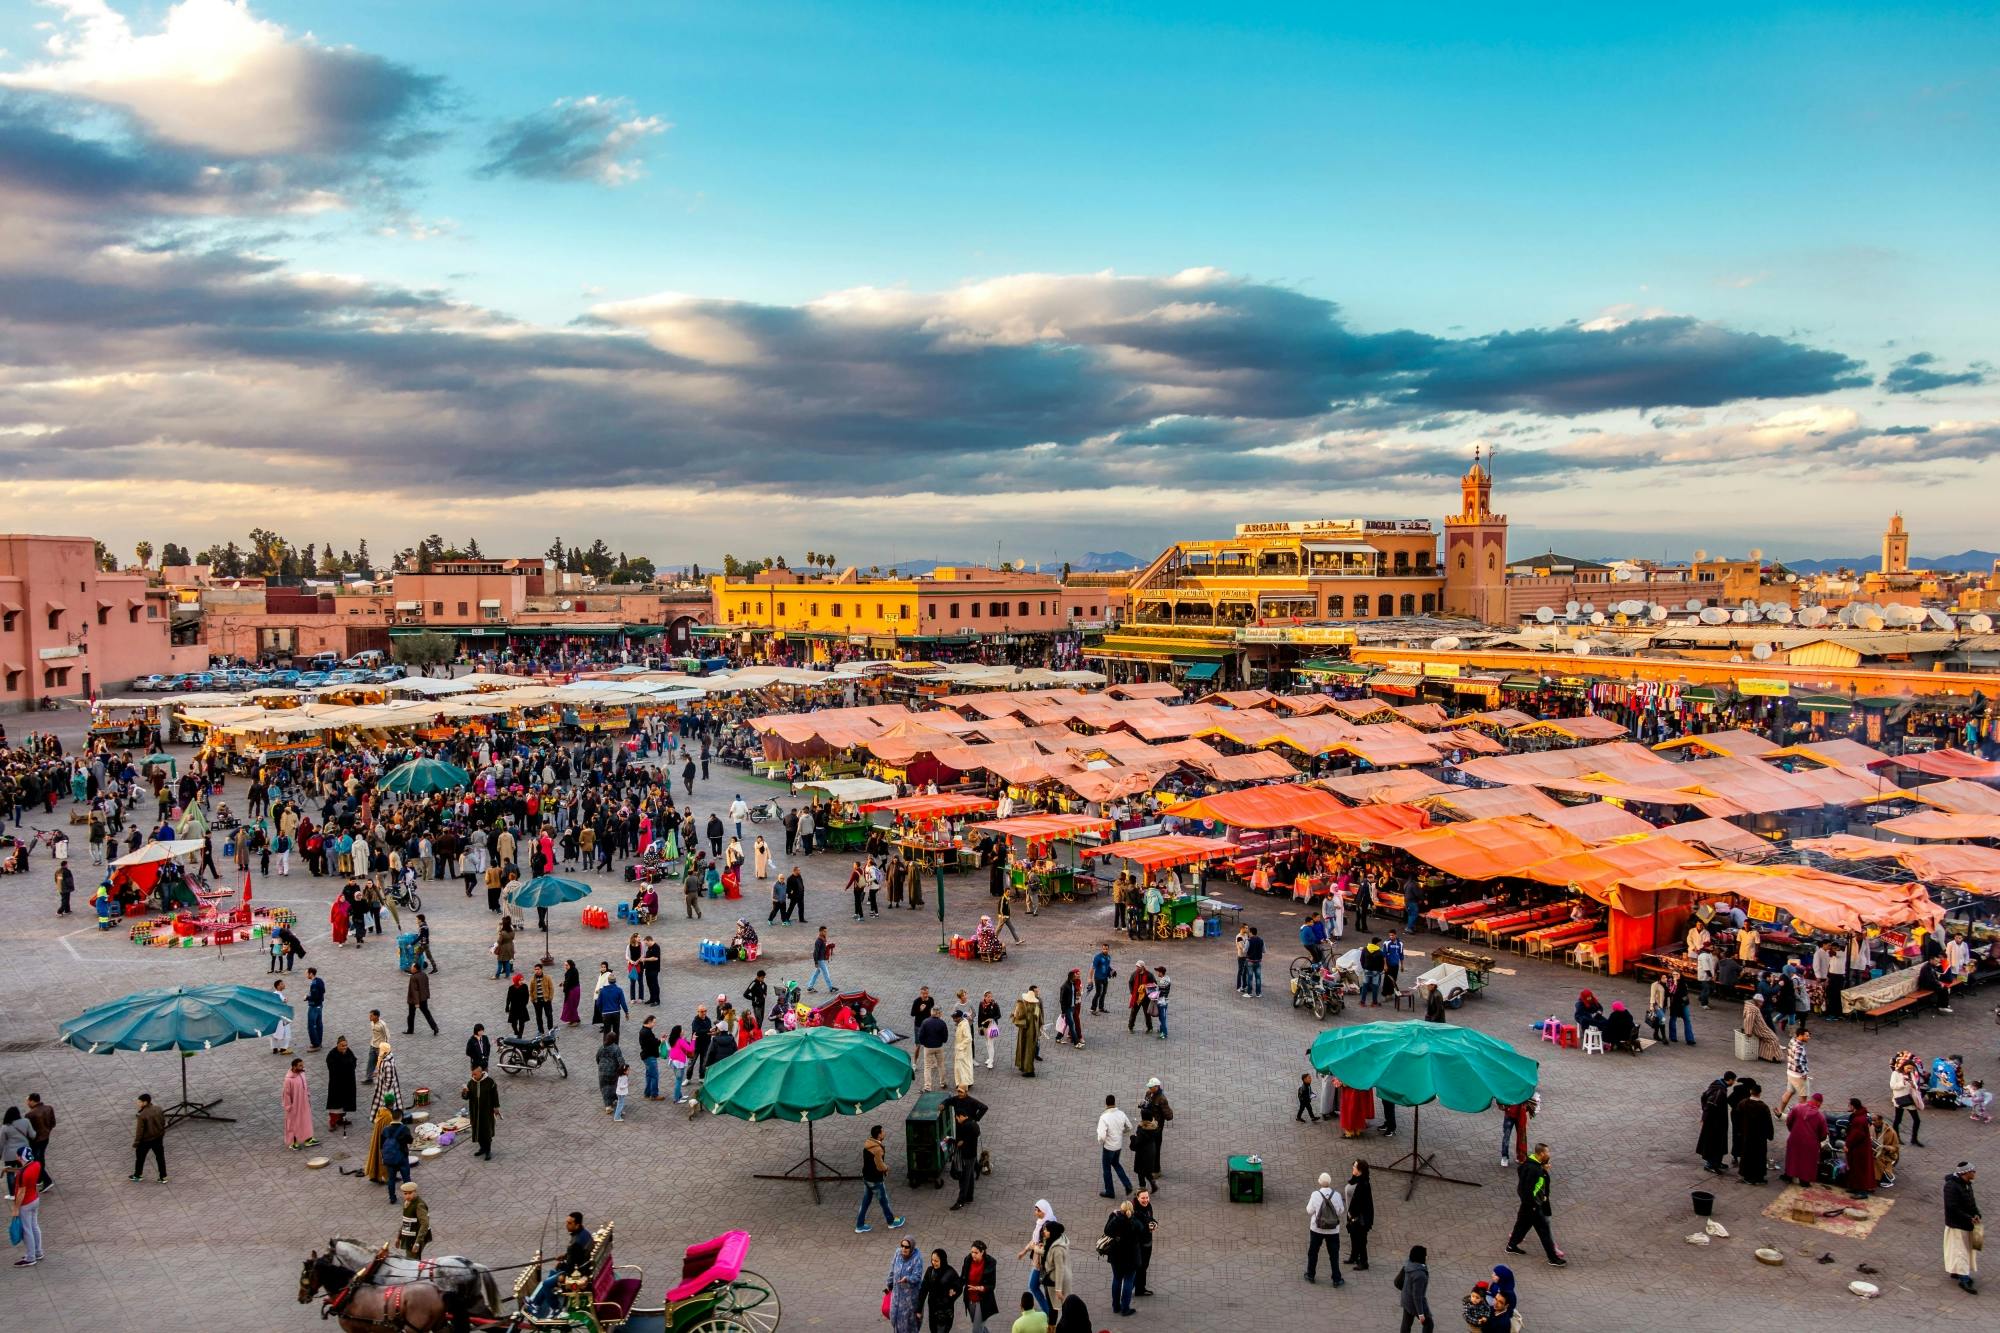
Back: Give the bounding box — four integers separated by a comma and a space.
1522, 594, 1994, 656
1534, 599, 1669, 626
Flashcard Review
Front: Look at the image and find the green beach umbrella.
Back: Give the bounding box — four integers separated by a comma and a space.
378, 757, 471, 794
141, 751, 177, 777
58, 983, 295, 1127
696, 1027, 913, 1202
507, 875, 593, 963
1310, 1021, 1540, 1197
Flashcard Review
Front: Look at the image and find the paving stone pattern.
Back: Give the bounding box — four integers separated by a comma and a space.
0, 725, 1991, 1330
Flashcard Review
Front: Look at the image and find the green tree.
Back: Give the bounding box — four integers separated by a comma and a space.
355, 539, 372, 575
545, 537, 566, 565
245, 527, 287, 577
300, 543, 316, 576
721, 554, 743, 579
464, 537, 483, 559
134, 541, 154, 569
391, 631, 458, 671
93, 540, 117, 571
582, 539, 615, 578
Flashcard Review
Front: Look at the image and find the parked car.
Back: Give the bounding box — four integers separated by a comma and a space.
295, 671, 329, 688
129, 674, 166, 692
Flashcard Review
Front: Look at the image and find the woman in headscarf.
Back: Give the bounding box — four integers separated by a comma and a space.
885, 1235, 925, 1333
364, 1091, 397, 1183
282, 1057, 317, 1150
330, 892, 350, 947
1017, 1200, 1057, 1315
1740, 996, 1781, 1062
915, 1246, 963, 1332
1572, 989, 1605, 1031
1780, 1092, 1827, 1184
973, 915, 1004, 962
1396, 1244, 1432, 1333
1487, 1264, 1517, 1318
952, 1009, 975, 1090
1053, 1293, 1093, 1333
560, 958, 582, 1026
1842, 1097, 1878, 1197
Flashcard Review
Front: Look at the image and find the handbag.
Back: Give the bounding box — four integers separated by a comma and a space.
8, 1215, 21, 1246
1974, 1219, 1986, 1252
881, 1289, 893, 1318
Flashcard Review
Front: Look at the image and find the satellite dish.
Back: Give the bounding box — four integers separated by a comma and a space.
1858, 612, 1885, 631
1752, 643, 1773, 660
1770, 607, 1793, 624
559, 599, 573, 611
1649, 604, 1667, 622
1432, 636, 1462, 652
1799, 606, 1827, 628
1971, 614, 1994, 633
1581, 602, 1595, 615
1613, 566, 1634, 582
1699, 607, 1729, 625
1927, 608, 1956, 631
1730, 608, 1751, 623
1685, 599, 1703, 612
1786, 573, 1799, 584
1589, 611, 1605, 625
1574, 642, 1592, 656
1730, 653, 1744, 663
1535, 606, 1554, 624
1565, 601, 1580, 616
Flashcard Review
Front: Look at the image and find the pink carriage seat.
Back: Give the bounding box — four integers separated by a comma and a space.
665, 1231, 749, 1302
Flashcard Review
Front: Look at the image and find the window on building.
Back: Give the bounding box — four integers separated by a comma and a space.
925, 603, 936, 620
1, 610, 13, 632
1039, 601, 1047, 615
875, 604, 884, 619
1417, 551, 1432, 571
1488, 553, 1497, 571
3, 669, 17, 692
739, 601, 751, 616
777, 601, 787, 616
950, 603, 960, 619
1394, 552, 1410, 574
991, 602, 1006, 617
1017, 601, 1029, 616
970, 603, 981, 618
43, 666, 70, 688
46, 608, 61, 630
96, 606, 108, 625
1421, 593, 1437, 614
1326, 594, 1344, 617
1353, 595, 1371, 616
1092, 606, 1099, 616
810, 603, 819, 616
1400, 594, 1416, 615
128, 607, 139, 624
831, 603, 842, 618
455, 602, 466, 616
1457, 553, 1467, 570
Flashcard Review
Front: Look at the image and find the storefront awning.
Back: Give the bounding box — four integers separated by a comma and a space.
1183, 663, 1220, 682
1297, 659, 1373, 677
1499, 674, 1545, 692
1793, 693, 1853, 713
1301, 542, 1375, 554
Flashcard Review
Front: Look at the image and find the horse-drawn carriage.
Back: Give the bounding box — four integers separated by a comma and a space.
300, 1226, 779, 1333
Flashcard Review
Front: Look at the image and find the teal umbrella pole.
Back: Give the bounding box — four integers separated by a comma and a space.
1375, 1101, 1473, 1201
754, 1118, 854, 1205
936, 865, 947, 951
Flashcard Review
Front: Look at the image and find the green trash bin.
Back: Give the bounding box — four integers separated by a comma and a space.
1227, 1154, 1264, 1203
906, 1089, 952, 1188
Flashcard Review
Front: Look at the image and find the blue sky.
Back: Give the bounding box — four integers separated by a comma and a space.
0, 1, 1993, 566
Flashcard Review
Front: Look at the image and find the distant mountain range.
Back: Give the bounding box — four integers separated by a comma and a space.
1777, 549, 2000, 575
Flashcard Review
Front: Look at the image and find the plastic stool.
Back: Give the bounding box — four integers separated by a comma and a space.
1539, 1017, 1563, 1047
1580, 1028, 1604, 1056
1559, 1023, 1580, 1050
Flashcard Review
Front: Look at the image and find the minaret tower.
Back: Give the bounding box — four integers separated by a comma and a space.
1443, 446, 1509, 621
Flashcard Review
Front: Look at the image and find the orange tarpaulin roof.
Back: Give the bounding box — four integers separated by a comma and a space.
1321, 726, 1440, 768
1456, 708, 1536, 732
1165, 784, 1347, 829
1373, 816, 1590, 880
1460, 743, 1681, 787
1910, 778, 2000, 816
1541, 802, 1659, 842
1428, 728, 1506, 756
1422, 785, 1565, 819
1616, 862, 1945, 934
1520, 834, 1711, 908
1196, 689, 1278, 710
1509, 714, 1630, 743
1764, 739, 1891, 769
1293, 802, 1432, 843
1080, 834, 1237, 870
1530, 777, 1746, 819
1658, 818, 1770, 856
1328, 697, 1399, 722
1654, 728, 1780, 758
981, 813, 1115, 843
1388, 703, 1452, 731
858, 793, 998, 820
1056, 765, 1174, 803
1871, 748, 2000, 779
1200, 751, 1301, 784
1873, 811, 2000, 841
1797, 836, 2000, 895
1106, 681, 1184, 701
1320, 770, 1454, 804
1272, 695, 1336, 715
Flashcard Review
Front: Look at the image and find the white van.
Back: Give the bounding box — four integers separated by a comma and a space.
344, 650, 387, 669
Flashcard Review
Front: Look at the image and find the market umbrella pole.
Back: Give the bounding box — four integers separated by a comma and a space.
165, 1052, 234, 1127
1370, 1104, 1479, 1200
751, 1120, 857, 1205
936, 866, 947, 952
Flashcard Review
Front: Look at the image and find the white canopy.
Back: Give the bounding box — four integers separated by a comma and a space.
799, 777, 898, 803
110, 840, 206, 867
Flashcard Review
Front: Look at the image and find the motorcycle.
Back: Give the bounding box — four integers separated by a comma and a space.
494, 1032, 567, 1078
385, 877, 422, 912
747, 799, 783, 824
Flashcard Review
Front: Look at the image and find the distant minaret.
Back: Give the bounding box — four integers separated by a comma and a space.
1882, 513, 1909, 575
1443, 446, 1509, 621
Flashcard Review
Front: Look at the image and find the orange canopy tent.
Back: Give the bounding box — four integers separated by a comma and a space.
1908, 778, 2000, 816
1321, 728, 1441, 768
1658, 818, 1770, 856
1272, 695, 1336, 715
1653, 729, 1779, 758
1616, 862, 1946, 934
1420, 785, 1564, 820
1056, 765, 1175, 803
1320, 770, 1454, 804
1106, 681, 1183, 701
1388, 703, 1452, 731
1199, 752, 1301, 784
1529, 777, 1746, 819
1428, 728, 1507, 756
1870, 748, 2000, 780
1165, 784, 1347, 829
1454, 708, 1536, 733
1292, 803, 1432, 844
980, 813, 1115, 846
1763, 739, 1892, 770
1508, 714, 1630, 743
1372, 816, 1589, 880
1459, 743, 1680, 787
1540, 802, 1658, 843
858, 793, 998, 820
1872, 811, 2000, 841
1796, 835, 2000, 894
1516, 834, 1711, 973
1080, 834, 1237, 872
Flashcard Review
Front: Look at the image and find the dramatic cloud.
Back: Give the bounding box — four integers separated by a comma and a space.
478, 96, 666, 185
0, 0, 444, 160
1883, 351, 1987, 394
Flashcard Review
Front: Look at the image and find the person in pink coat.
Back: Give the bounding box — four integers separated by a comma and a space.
283, 1058, 318, 1150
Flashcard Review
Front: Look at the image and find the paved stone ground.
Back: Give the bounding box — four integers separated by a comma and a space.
0, 719, 1992, 1331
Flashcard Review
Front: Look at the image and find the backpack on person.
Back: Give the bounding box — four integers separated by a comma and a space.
1312, 1187, 1340, 1231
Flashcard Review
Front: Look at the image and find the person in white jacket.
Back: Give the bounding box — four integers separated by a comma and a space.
1306, 1170, 1347, 1285
1097, 1094, 1134, 1198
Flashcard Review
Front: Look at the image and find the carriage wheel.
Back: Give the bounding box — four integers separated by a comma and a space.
711, 1271, 782, 1332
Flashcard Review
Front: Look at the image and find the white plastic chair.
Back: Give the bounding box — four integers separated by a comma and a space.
1580, 1028, 1605, 1056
